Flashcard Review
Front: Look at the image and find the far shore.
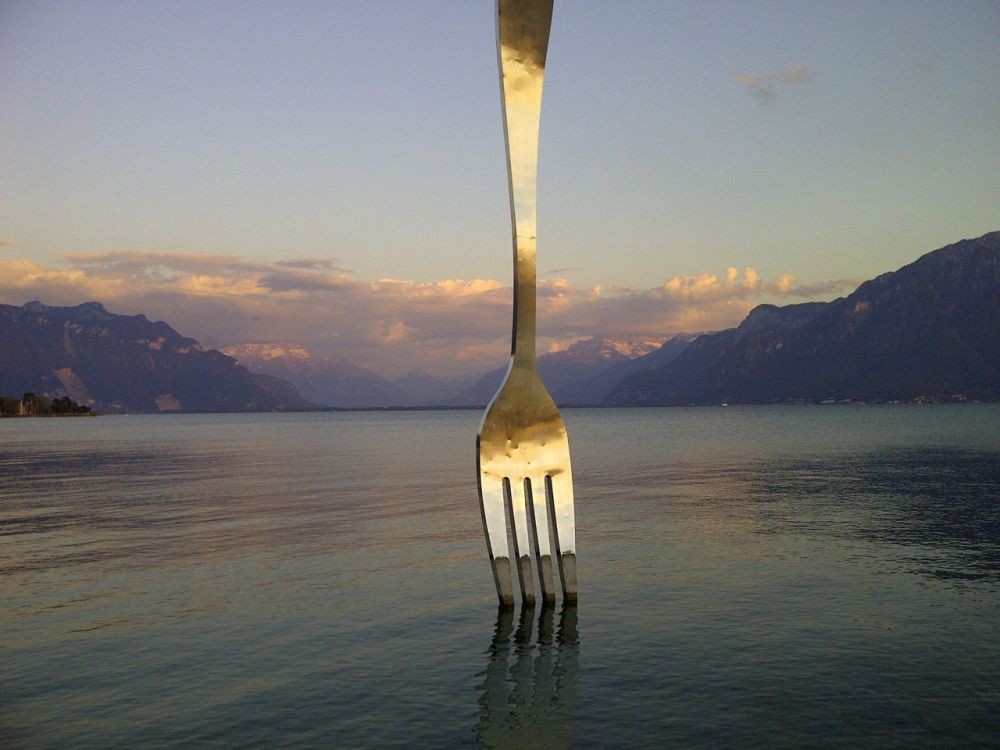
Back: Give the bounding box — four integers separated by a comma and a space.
24, 399, 992, 417
0, 412, 100, 419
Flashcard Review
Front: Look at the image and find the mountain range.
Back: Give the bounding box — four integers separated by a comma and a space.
607, 231, 1000, 405
2, 232, 997, 411
220, 342, 408, 408
443, 335, 676, 406
0, 301, 313, 412
219, 336, 682, 407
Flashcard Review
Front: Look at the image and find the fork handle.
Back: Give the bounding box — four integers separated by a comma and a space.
498, 0, 553, 367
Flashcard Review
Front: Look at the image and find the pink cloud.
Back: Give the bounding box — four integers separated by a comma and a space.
737, 63, 815, 104
0, 251, 858, 378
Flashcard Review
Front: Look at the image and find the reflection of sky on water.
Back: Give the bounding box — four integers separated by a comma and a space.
746, 448, 1000, 582
477, 605, 577, 749
2, 407, 998, 747
574, 409, 1000, 588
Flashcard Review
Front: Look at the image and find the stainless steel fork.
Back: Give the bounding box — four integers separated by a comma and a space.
477, 0, 577, 607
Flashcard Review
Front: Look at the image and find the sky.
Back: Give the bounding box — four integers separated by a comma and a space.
1, 0, 998, 377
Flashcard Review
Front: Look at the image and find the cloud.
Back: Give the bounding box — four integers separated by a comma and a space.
62, 251, 274, 278
274, 257, 348, 272
546, 266, 584, 275
0, 251, 858, 378
779, 276, 864, 298
776, 64, 814, 85
737, 64, 814, 104
0, 238, 13, 247
258, 270, 356, 293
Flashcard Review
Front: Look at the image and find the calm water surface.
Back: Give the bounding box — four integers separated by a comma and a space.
2, 406, 999, 748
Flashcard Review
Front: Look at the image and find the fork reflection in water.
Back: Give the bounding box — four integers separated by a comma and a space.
476, 605, 579, 749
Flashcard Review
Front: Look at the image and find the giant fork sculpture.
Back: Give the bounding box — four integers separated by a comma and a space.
477, 0, 577, 607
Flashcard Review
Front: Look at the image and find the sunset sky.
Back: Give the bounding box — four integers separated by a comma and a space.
1, 0, 997, 377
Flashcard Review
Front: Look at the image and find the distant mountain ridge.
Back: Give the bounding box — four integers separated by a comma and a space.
221, 341, 405, 408
223, 334, 692, 408
0, 301, 314, 412
219, 343, 477, 407
559, 333, 700, 404
447, 335, 679, 406
607, 232, 1000, 405
391, 368, 474, 406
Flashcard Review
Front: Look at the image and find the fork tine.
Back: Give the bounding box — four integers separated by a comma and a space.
477, 472, 515, 607
505, 477, 536, 605
546, 471, 578, 602
525, 477, 557, 603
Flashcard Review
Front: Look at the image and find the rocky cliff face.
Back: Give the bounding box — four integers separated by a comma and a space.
606, 232, 1000, 405
0, 302, 313, 412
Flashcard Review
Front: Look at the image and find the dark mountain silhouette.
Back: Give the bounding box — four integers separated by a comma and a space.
0, 301, 314, 412
606, 232, 1000, 405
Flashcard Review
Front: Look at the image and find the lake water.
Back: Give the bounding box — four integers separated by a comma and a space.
2, 406, 999, 748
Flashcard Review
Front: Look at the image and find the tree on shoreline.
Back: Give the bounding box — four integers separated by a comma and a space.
0, 393, 92, 417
